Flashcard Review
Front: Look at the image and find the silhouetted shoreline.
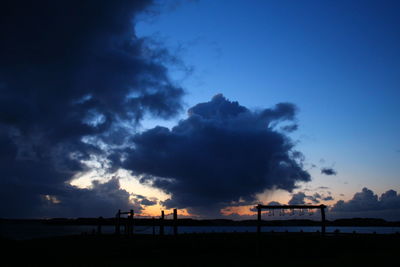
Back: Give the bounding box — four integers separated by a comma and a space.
2, 217, 400, 227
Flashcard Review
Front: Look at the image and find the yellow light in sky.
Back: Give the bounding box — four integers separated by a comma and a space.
70, 164, 178, 217
69, 157, 337, 218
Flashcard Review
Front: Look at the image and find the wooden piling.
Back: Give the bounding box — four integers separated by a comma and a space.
128, 209, 134, 236
257, 205, 261, 235
160, 210, 165, 236
173, 208, 178, 236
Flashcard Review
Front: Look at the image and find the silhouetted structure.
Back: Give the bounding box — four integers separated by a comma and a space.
158, 209, 179, 236
256, 204, 327, 235
173, 208, 178, 236
115, 209, 134, 236
160, 210, 165, 236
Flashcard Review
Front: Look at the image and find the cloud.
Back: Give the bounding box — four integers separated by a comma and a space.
307, 193, 322, 204
249, 201, 282, 212
322, 196, 334, 201
43, 178, 136, 218
131, 194, 158, 206
317, 186, 330, 190
121, 94, 311, 217
140, 199, 157, 206
267, 201, 283, 206
288, 191, 333, 205
288, 192, 307, 205
331, 188, 400, 213
0, 1, 184, 218
321, 167, 337, 176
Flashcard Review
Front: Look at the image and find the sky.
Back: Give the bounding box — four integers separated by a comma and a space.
0, 0, 399, 220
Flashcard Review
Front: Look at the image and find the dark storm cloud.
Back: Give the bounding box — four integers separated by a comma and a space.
0, 0, 184, 218
121, 94, 311, 216
321, 167, 337, 176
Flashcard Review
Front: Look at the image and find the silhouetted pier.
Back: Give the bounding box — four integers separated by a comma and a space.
112, 208, 178, 237
103, 204, 329, 237
255, 204, 327, 235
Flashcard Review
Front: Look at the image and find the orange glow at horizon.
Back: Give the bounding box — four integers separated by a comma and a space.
221, 205, 256, 216
139, 204, 190, 217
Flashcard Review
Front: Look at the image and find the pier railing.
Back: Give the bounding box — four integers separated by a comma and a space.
255, 204, 327, 235
93, 205, 327, 236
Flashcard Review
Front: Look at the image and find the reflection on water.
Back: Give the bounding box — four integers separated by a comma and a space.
1, 223, 400, 240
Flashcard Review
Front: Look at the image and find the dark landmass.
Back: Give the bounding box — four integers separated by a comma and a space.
1, 232, 399, 266
1, 217, 400, 227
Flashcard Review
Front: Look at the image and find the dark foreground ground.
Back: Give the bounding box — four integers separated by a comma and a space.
2, 232, 399, 266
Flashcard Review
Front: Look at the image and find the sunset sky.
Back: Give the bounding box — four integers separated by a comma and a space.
1, 0, 399, 220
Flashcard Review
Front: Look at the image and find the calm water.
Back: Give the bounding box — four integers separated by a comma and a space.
1, 223, 400, 240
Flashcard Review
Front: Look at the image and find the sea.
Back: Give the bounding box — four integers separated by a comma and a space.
1, 222, 400, 240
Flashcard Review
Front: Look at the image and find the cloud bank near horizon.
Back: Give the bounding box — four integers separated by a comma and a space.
332, 188, 400, 212
220, 187, 400, 221
323, 188, 400, 221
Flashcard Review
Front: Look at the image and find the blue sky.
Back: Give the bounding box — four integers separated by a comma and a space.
137, 0, 400, 201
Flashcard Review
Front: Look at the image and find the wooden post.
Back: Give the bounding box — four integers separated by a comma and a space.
320, 205, 326, 235
160, 210, 165, 236
256, 205, 262, 256
173, 208, 178, 236
128, 209, 134, 236
115, 209, 121, 235
257, 205, 261, 235
97, 216, 103, 235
